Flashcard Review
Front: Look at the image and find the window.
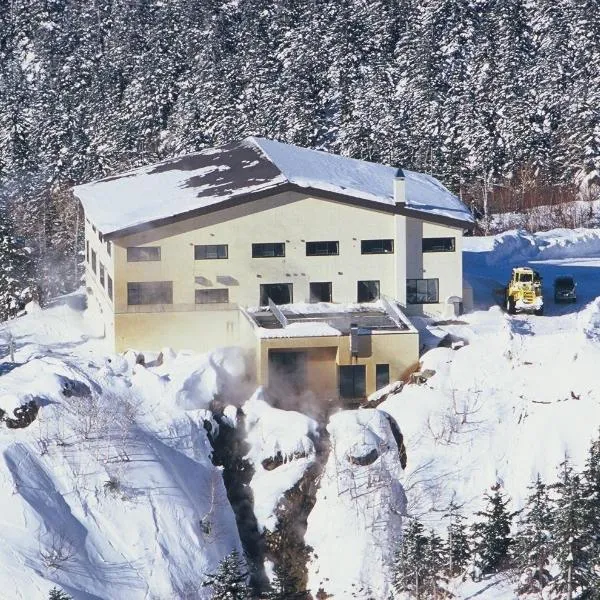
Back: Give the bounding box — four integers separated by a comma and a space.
252, 242, 285, 258
127, 246, 161, 262
195, 244, 228, 260
339, 365, 366, 399
260, 283, 292, 305
357, 280, 380, 302
422, 237, 455, 252
306, 241, 339, 256
106, 241, 112, 256
310, 282, 332, 303
86, 240, 89, 263
107, 275, 113, 301
98, 231, 103, 243
195, 289, 229, 304
127, 281, 173, 305
376, 364, 390, 390
406, 278, 439, 304
91, 250, 97, 274
99, 263, 105, 288
361, 239, 394, 254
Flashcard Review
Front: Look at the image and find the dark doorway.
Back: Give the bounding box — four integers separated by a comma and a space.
269, 351, 307, 394
310, 282, 332, 303
260, 283, 293, 305
339, 365, 366, 399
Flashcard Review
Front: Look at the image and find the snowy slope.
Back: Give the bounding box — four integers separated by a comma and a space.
379, 228, 600, 599
0, 304, 245, 599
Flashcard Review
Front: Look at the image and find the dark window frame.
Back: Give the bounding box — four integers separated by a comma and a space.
306, 241, 339, 256
86, 240, 89, 263
376, 364, 390, 390
309, 282, 333, 303
422, 237, 455, 253
99, 263, 105, 288
406, 278, 439, 304
91, 250, 97, 274
107, 275, 113, 301
127, 246, 161, 262
195, 288, 229, 304
357, 280, 380, 302
361, 239, 394, 254
127, 281, 173, 305
106, 240, 112, 256
339, 365, 366, 399
195, 244, 229, 260
252, 242, 285, 258
260, 283, 293, 305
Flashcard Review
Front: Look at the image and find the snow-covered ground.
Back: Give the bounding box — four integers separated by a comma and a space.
1, 227, 600, 599
379, 227, 600, 599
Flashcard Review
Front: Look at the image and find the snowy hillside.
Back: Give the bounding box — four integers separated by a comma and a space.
1, 228, 600, 599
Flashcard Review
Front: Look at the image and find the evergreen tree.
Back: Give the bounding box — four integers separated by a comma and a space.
392, 518, 428, 598
263, 562, 309, 600
471, 488, 514, 575
0, 215, 35, 321
444, 501, 471, 577
202, 550, 252, 600
548, 457, 595, 599
514, 475, 553, 594
48, 588, 72, 600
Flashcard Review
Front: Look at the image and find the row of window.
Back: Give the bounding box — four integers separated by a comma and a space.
125, 278, 440, 307
126, 237, 454, 262
86, 241, 113, 301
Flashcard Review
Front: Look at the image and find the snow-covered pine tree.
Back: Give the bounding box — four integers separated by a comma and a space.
444, 500, 471, 577
580, 434, 600, 597
263, 562, 309, 600
48, 588, 72, 600
471, 488, 514, 575
202, 550, 252, 600
392, 518, 427, 598
0, 214, 35, 321
422, 528, 450, 597
548, 457, 594, 599
514, 474, 553, 594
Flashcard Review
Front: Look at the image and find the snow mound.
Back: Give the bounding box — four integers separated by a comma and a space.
305, 409, 406, 599
0, 304, 244, 599
244, 389, 319, 532
476, 228, 600, 266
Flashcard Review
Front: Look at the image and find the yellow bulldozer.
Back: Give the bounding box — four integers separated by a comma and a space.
505, 267, 544, 315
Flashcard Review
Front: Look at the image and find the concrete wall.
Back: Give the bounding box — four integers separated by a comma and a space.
84, 219, 115, 347
257, 329, 419, 399
404, 219, 464, 316
112, 191, 399, 311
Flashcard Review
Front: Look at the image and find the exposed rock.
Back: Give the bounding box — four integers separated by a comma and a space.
261, 450, 310, 471
3, 400, 39, 429
347, 447, 379, 466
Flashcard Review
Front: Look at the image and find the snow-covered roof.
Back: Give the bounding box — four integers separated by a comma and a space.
74, 137, 474, 237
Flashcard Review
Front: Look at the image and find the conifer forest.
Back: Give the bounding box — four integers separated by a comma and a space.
1, 0, 599, 302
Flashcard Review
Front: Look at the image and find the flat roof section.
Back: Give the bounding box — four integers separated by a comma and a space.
246, 300, 413, 339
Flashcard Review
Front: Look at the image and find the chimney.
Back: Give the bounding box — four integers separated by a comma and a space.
393, 168, 406, 205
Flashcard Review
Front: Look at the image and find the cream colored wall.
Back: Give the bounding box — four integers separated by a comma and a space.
114, 308, 256, 354
422, 221, 464, 313
84, 219, 115, 346
404, 219, 464, 316
257, 330, 419, 398
112, 191, 399, 312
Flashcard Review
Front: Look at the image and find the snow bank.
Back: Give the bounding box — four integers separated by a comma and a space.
0, 304, 244, 599
469, 228, 600, 266
305, 409, 406, 599
244, 390, 319, 531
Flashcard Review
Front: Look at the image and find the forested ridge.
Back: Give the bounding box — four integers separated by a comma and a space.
0, 0, 599, 305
